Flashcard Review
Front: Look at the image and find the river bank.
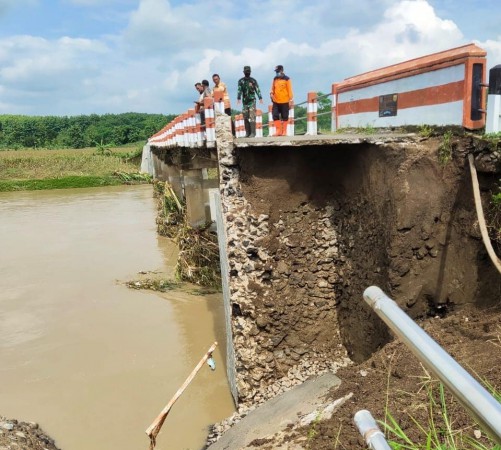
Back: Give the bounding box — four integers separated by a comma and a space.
0, 416, 60, 450
0, 144, 150, 191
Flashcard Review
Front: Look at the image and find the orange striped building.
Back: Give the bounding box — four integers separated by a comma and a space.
332, 43, 487, 130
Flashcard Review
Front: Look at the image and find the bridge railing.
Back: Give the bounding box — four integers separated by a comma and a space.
148, 89, 332, 147
361, 286, 501, 446
148, 96, 219, 149
251, 90, 333, 137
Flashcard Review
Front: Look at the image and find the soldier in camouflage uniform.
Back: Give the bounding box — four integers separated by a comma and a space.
237, 65, 263, 137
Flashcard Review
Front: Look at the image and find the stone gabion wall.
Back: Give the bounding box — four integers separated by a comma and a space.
215, 116, 350, 405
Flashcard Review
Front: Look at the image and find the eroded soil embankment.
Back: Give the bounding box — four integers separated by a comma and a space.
225, 135, 500, 404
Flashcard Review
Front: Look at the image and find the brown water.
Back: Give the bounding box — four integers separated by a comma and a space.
0, 185, 234, 450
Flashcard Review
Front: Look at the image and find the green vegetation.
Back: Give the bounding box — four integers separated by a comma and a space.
0, 112, 174, 149
483, 131, 501, 142
154, 181, 221, 289
419, 124, 434, 138
0, 144, 150, 192
126, 277, 180, 292
489, 181, 501, 244
381, 371, 501, 450
306, 412, 322, 448
358, 123, 377, 134
438, 130, 454, 165
0, 175, 122, 191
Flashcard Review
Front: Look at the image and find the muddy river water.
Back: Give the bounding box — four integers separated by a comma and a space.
0, 185, 234, 450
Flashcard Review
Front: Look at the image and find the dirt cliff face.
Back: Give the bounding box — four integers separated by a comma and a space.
218, 130, 501, 404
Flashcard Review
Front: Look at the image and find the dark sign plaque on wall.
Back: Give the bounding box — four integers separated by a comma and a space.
379, 94, 398, 117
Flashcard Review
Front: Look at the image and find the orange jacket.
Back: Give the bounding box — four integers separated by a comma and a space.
271, 75, 293, 104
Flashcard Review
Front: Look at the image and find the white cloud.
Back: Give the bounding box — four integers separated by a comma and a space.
154, 0, 468, 106
123, 0, 202, 55
1, 0, 500, 116
0, 0, 36, 16
62, 0, 123, 5
0, 35, 109, 104
319, 0, 464, 73
477, 36, 501, 72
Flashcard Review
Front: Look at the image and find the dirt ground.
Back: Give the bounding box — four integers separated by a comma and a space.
261, 304, 501, 449
231, 133, 501, 448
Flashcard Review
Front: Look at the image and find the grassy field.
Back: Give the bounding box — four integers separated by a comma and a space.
0, 144, 150, 191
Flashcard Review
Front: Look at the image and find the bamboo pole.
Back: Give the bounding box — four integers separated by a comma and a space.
145, 341, 218, 449
167, 184, 183, 212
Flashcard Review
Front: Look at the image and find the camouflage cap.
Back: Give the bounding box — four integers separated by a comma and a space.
243, 65, 251, 71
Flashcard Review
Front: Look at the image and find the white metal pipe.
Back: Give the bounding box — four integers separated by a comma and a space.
354, 410, 391, 450
363, 286, 501, 446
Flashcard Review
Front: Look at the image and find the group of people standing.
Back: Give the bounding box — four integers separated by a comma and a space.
194, 74, 231, 122
193, 65, 293, 138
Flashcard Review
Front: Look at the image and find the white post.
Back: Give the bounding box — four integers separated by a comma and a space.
268, 104, 275, 136
204, 98, 216, 148
256, 109, 263, 138
287, 101, 294, 136
331, 84, 338, 132
486, 65, 501, 134
195, 113, 203, 146
306, 92, 318, 135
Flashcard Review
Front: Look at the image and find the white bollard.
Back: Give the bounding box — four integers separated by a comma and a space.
268, 104, 275, 136
204, 98, 216, 147
486, 65, 501, 133
286, 101, 294, 136
256, 109, 263, 138
331, 83, 338, 132
306, 92, 318, 135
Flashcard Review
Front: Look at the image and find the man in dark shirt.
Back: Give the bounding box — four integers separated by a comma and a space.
237, 66, 263, 137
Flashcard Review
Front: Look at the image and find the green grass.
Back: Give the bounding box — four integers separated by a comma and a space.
0, 145, 148, 191
0, 175, 123, 191
419, 124, 434, 138
483, 131, 501, 141
438, 130, 454, 165
380, 371, 501, 450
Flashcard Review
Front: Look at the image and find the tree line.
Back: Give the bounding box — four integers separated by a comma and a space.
0, 112, 175, 149
0, 92, 332, 149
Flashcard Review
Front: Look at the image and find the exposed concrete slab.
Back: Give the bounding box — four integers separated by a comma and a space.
207, 373, 341, 450
235, 133, 417, 148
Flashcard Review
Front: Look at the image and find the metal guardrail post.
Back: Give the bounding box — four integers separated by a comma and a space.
363, 286, 501, 446
354, 410, 391, 450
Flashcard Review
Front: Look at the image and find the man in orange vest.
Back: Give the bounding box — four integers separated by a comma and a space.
270, 65, 293, 136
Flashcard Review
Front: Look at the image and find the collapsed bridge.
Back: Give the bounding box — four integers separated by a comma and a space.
141, 43, 501, 407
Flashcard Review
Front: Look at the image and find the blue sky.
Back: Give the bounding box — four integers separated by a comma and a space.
0, 0, 500, 117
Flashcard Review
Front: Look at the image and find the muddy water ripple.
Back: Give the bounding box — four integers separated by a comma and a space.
0, 185, 234, 450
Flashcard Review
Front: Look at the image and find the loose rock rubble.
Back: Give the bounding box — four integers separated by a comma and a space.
0, 417, 60, 450
206, 355, 352, 446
